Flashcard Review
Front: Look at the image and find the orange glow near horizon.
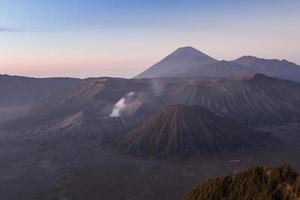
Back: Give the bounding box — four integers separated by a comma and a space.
1, 0, 300, 78
1, 27, 300, 78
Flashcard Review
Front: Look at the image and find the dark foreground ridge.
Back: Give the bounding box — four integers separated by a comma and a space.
184, 164, 300, 200
118, 105, 268, 158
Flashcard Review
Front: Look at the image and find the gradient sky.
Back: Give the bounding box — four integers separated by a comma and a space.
0, 0, 300, 78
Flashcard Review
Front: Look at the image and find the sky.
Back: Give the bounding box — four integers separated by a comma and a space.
0, 0, 300, 78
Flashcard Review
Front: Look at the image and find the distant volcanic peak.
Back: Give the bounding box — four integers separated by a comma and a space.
165, 46, 218, 64
169, 46, 217, 61
118, 105, 267, 158
135, 46, 217, 79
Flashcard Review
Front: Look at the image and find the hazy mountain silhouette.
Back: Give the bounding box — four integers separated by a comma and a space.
135, 46, 217, 78
0, 74, 81, 123
177, 60, 250, 78
233, 56, 300, 82
0, 74, 80, 107
136, 47, 300, 81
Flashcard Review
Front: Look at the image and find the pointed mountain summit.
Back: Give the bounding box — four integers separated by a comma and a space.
135, 46, 300, 81
118, 105, 268, 158
135, 46, 217, 79
169, 46, 214, 58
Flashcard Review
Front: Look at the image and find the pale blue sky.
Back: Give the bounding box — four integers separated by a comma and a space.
0, 0, 299, 78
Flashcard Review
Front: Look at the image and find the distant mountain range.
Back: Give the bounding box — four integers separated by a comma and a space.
135, 46, 300, 82
2, 46, 300, 200
3, 75, 300, 150
0, 74, 81, 123
1, 47, 300, 158
0, 74, 80, 107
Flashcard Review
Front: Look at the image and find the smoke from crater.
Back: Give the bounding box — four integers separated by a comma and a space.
110, 91, 142, 117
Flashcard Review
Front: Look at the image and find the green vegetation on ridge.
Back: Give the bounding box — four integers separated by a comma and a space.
185, 164, 300, 200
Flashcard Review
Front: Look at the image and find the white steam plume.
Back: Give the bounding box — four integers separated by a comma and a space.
110, 91, 141, 117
